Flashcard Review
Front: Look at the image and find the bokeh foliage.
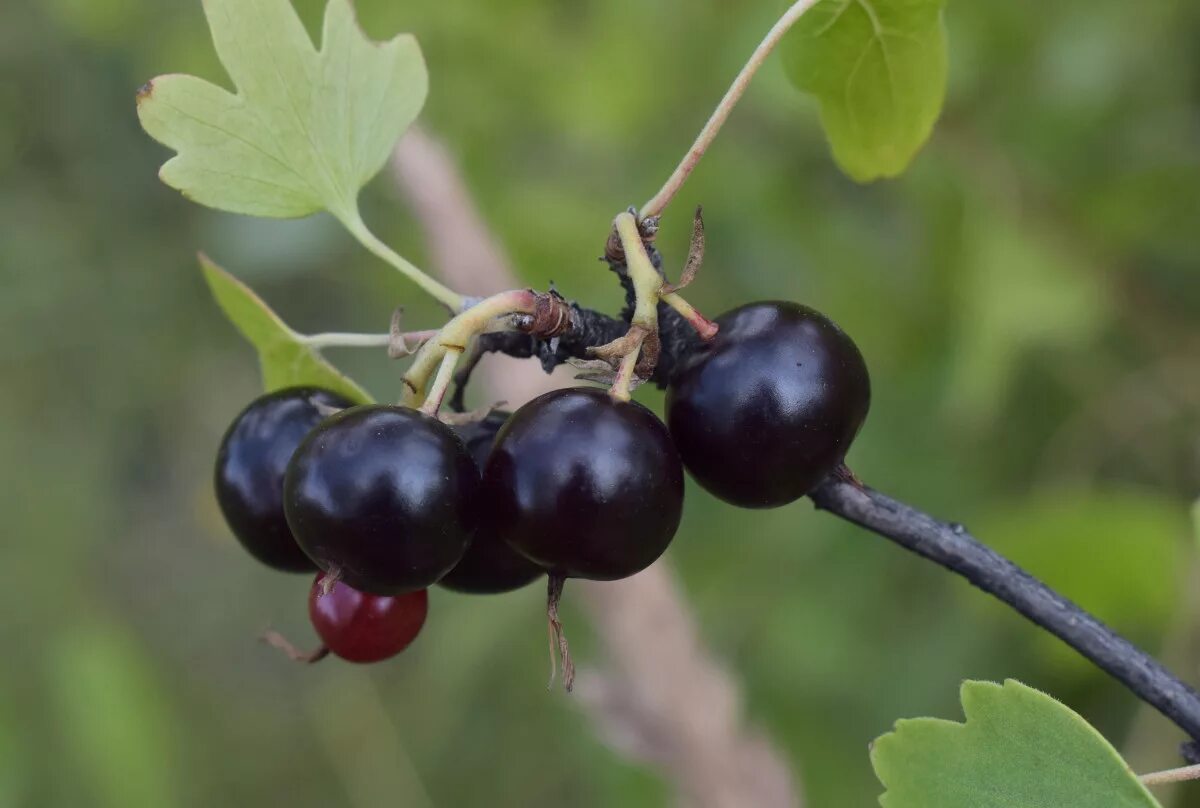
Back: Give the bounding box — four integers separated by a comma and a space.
2, 0, 1199, 805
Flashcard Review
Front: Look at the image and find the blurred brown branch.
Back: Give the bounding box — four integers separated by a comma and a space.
390, 126, 801, 808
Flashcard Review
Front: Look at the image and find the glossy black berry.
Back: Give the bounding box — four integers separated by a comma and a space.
214, 387, 353, 572
483, 387, 684, 581
284, 405, 479, 595
666, 301, 870, 509
438, 411, 543, 595
309, 575, 427, 663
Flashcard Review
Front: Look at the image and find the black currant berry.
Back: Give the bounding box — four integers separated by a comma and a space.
214, 386, 353, 572
309, 575, 428, 663
482, 387, 684, 581
438, 411, 543, 595
284, 405, 479, 595
666, 301, 870, 508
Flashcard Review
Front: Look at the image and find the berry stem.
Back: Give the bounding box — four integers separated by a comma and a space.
639, 0, 823, 219
1139, 763, 1200, 786
603, 211, 659, 401
810, 474, 1200, 761
609, 341, 643, 403
661, 292, 719, 341
615, 211, 661, 331
340, 208, 466, 312
419, 349, 463, 416
401, 289, 540, 406
547, 574, 576, 693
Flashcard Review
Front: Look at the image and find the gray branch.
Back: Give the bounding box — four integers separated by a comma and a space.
810, 476, 1200, 761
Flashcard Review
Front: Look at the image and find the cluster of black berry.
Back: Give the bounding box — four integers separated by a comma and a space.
214, 301, 870, 664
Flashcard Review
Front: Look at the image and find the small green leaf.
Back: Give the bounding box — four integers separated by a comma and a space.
782, 0, 948, 181
137, 0, 427, 222
871, 679, 1161, 808
201, 254, 373, 403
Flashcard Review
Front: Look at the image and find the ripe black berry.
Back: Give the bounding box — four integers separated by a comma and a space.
214, 386, 353, 572
284, 405, 479, 595
666, 301, 870, 508
483, 387, 684, 581
439, 411, 543, 594
309, 575, 428, 663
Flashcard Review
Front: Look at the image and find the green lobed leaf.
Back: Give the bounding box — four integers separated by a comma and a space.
136, 0, 427, 222
871, 679, 1161, 808
782, 0, 948, 182
200, 254, 373, 403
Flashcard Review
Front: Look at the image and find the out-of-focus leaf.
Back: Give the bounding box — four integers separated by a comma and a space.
43, 0, 140, 42
872, 679, 1161, 807
970, 489, 1184, 674
0, 683, 27, 808
1191, 499, 1200, 551
944, 206, 1107, 425
136, 0, 427, 222
201, 254, 373, 402
50, 623, 182, 808
782, 0, 949, 181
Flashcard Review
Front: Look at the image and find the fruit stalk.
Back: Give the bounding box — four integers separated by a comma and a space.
596, 211, 661, 400
810, 474, 1200, 760
419, 348, 463, 416
639, 0, 824, 219
660, 292, 718, 341
401, 288, 541, 405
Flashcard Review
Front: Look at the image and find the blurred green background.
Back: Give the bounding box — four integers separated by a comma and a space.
3, 0, 1200, 805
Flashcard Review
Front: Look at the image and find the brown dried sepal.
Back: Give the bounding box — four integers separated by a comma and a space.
584, 323, 659, 387
388, 307, 422, 359
587, 324, 650, 365
661, 206, 705, 295
567, 358, 650, 392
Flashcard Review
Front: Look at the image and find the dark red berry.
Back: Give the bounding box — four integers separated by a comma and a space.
214, 387, 353, 572
284, 405, 478, 594
439, 411, 543, 594
666, 301, 870, 508
309, 575, 427, 663
483, 387, 684, 581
